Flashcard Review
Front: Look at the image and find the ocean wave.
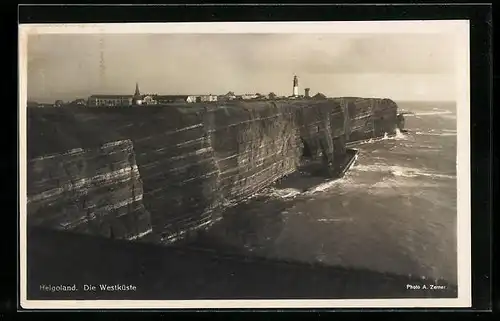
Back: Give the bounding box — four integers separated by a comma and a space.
266, 175, 355, 199
352, 164, 456, 180
348, 129, 407, 147
267, 187, 302, 199
415, 131, 457, 137
317, 217, 354, 223
408, 110, 454, 116
398, 142, 440, 150
304, 178, 348, 195
413, 148, 444, 153
393, 128, 407, 140
368, 178, 441, 191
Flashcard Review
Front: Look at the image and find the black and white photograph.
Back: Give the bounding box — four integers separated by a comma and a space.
19, 21, 471, 309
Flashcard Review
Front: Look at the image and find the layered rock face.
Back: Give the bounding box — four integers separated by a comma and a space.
334, 97, 399, 143
294, 100, 347, 176
207, 103, 301, 207
27, 139, 152, 241
26, 98, 400, 244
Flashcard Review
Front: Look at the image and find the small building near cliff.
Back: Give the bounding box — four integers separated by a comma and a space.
198, 94, 218, 102
142, 95, 157, 105
70, 99, 87, 107
312, 92, 327, 100
88, 82, 144, 107
153, 95, 197, 104
87, 95, 133, 107
153, 94, 216, 104
218, 91, 236, 101
240, 93, 259, 100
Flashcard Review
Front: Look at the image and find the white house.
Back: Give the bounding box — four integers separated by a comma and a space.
198, 94, 218, 102
241, 93, 259, 100
142, 95, 157, 105
87, 95, 133, 107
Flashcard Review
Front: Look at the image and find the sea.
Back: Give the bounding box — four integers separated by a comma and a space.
185, 101, 458, 286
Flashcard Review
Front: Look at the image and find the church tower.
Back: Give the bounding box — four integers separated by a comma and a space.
134, 82, 140, 96
293, 75, 299, 97
132, 82, 142, 105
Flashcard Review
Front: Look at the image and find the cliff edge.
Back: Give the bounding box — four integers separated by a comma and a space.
26, 97, 401, 244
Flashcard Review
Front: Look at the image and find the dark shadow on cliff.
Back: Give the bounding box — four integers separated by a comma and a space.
26, 226, 457, 300
270, 148, 358, 193
177, 195, 291, 255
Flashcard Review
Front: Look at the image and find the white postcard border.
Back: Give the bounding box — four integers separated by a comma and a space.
18, 20, 471, 309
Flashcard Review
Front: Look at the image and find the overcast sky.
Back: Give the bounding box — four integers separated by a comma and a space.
27, 33, 456, 103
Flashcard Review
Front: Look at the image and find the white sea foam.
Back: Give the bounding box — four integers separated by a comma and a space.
352, 163, 456, 180
268, 187, 302, 199
414, 148, 444, 153
368, 178, 440, 190
304, 177, 349, 195
347, 128, 407, 147
394, 128, 406, 139
313, 177, 442, 194
398, 143, 438, 149
440, 114, 457, 120
415, 131, 457, 137
317, 218, 354, 223
411, 110, 453, 116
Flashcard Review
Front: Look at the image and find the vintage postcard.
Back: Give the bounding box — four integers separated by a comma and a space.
19, 21, 471, 309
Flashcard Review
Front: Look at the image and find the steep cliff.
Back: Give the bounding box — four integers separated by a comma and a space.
334, 97, 399, 142
26, 98, 400, 244
27, 139, 152, 241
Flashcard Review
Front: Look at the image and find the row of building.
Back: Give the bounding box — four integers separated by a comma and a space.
30, 76, 325, 108
86, 77, 316, 107
86, 84, 277, 107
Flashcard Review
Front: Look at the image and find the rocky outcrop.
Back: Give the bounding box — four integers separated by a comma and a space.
26, 98, 400, 244
334, 97, 399, 142
27, 139, 152, 241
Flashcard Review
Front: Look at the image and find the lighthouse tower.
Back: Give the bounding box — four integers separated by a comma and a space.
293, 75, 299, 97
